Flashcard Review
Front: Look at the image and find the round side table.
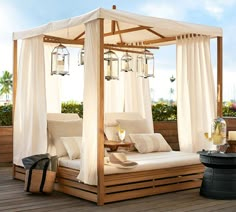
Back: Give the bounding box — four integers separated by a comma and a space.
199, 151, 236, 199
104, 140, 133, 152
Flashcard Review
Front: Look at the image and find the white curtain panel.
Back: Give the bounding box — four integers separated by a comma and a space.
104, 74, 124, 112
176, 35, 216, 152
78, 19, 100, 185
124, 56, 154, 133
13, 35, 47, 166
44, 43, 62, 113
104, 53, 153, 133
104, 51, 125, 113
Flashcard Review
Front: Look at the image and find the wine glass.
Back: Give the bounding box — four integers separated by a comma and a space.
118, 128, 126, 143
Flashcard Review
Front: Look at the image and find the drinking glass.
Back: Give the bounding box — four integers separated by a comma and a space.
118, 129, 126, 143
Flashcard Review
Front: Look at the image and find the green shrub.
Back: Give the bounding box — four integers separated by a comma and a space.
61, 101, 83, 118
0, 104, 13, 126
152, 103, 177, 121
1, 102, 236, 127
223, 102, 236, 117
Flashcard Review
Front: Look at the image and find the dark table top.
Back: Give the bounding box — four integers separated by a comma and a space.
198, 151, 236, 167
198, 151, 236, 158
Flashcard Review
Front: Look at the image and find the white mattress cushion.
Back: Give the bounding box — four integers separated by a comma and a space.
129, 133, 172, 153
58, 151, 201, 175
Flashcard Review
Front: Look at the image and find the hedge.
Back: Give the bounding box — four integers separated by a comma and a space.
61, 101, 83, 118
1, 102, 236, 126
0, 104, 12, 126
152, 103, 177, 121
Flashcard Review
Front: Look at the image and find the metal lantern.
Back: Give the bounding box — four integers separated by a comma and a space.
137, 49, 154, 78
104, 50, 119, 81
51, 44, 70, 76
78, 46, 85, 66
170, 75, 176, 83
121, 52, 133, 72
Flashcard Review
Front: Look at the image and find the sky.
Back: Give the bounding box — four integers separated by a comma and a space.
1, 0, 236, 102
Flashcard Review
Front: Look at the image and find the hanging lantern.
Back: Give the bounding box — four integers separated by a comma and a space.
121, 52, 133, 72
170, 75, 176, 83
51, 44, 70, 76
78, 46, 85, 66
104, 50, 119, 81
137, 49, 154, 78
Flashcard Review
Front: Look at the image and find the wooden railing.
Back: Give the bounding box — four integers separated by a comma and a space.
154, 117, 236, 151
154, 121, 179, 150
0, 126, 13, 164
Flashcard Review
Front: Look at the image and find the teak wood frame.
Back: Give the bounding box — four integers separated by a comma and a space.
14, 164, 204, 204
12, 17, 223, 205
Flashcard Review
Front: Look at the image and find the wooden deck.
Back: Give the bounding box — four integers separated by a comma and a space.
1, 167, 236, 211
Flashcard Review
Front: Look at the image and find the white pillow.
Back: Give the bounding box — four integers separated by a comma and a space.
61, 137, 82, 160
104, 112, 143, 127
104, 126, 119, 141
129, 133, 172, 153
47, 120, 83, 157
117, 119, 152, 142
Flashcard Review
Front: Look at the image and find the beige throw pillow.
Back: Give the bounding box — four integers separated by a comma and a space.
104, 126, 119, 141
129, 133, 172, 153
47, 120, 83, 157
61, 137, 82, 160
117, 119, 152, 142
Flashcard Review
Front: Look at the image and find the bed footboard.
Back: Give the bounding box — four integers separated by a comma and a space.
13, 164, 204, 205
104, 164, 204, 203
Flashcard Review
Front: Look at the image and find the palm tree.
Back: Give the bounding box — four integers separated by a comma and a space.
0, 70, 13, 102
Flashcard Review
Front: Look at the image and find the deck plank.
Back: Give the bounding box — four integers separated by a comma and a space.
0, 167, 236, 211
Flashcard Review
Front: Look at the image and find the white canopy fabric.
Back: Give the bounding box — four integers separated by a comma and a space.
13, 8, 222, 43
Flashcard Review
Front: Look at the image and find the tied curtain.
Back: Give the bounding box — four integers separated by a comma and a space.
13, 35, 47, 166
78, 19, 100, 185
176, 34, 216, 152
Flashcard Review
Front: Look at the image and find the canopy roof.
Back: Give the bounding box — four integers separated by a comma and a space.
13, 8, 222, 46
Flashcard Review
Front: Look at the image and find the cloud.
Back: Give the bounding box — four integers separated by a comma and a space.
204, 4, 223, 19
203, 0, 236, 20
138, 0, 236, 21
138, 1, 189, 20
0, 2, 35, 72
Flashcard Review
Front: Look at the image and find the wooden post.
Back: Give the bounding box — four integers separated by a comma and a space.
97, 18, 105, 206
217, 37, 223, 117
12, 39, 18, 178
111, 5, 116, 34
13, 40, 18, 115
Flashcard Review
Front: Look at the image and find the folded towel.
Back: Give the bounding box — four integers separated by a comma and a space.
105, 153, 138, 169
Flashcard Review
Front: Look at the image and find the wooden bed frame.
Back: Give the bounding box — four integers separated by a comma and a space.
13, 163, 204, 204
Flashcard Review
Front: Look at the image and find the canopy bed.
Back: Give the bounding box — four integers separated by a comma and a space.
12, 7, 223, 205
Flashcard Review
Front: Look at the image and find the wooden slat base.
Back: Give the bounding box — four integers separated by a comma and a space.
13, 163, 204, 205
103, 164, 204, 203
